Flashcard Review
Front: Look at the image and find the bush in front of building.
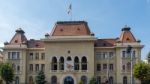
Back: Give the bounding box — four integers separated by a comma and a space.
0, 63, 14, 84
78, 81, 83, 84
35, 70, 47, 84
133, 62, 150, 84
88, 77, 96, 84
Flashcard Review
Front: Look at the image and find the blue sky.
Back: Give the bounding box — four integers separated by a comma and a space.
0, 0, 149, 60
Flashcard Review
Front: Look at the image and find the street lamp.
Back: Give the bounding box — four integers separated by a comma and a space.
126, 45, 133, 84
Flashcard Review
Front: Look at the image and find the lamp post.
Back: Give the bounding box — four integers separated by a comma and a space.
126, 45, 133, 84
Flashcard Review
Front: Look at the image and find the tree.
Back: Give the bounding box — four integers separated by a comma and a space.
147, 52, 150, 63
78, 81, 83, 84
133, 62, 150, 84
0, 63, 14, 84
36, 71, 47, 84
88, 77, 96, 84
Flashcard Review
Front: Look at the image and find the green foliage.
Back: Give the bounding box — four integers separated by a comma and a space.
0, 63, 14, 84
78, 81, 83, 84
147, 52, 150, 63
36, 71, 47, 84
133, 62, 150, 84
88, 77, 96, 84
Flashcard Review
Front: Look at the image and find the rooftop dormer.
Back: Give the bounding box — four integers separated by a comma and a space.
9, 28, 27, 44
119, 25, 136, 43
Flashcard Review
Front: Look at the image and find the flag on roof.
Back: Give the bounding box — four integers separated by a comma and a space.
68, 4, 72, 14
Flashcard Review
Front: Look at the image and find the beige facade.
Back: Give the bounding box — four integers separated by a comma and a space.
2, 21, 143, 84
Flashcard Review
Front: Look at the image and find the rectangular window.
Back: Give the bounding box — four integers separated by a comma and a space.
103, 52, 107, 59
41, 64, 45, 71
35, 53, 39, 60
12, 52, 17, 59
122, 65, 125, 71
109, 64, 113, 70
17, 52, 20, 59
35, 64, 39, 71
132, 51, 136, 58
30, 64, 33, 71
41, 53, 45, 60
17, 65, 20, 71
109, 52, 113, 59
8, 52, 11, 59
29, 53, 33, 60
103, 64, 107, 70
96, 52, 101, 59
9, 52, 20, 60
97, 64, 101, 71
122, 51, 126, 58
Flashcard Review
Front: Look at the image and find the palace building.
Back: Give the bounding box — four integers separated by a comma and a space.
2, 21, 143, 84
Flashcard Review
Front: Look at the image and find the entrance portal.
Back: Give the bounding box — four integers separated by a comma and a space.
64, 76, 74, 84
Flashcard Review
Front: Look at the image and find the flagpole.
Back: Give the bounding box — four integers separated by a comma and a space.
70, 4, 72, 21
71, 7, 72, 21
68, 4, 72, 21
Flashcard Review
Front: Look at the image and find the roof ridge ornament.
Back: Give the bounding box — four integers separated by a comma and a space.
16, 28, 25, 34
122, 25, 131, 31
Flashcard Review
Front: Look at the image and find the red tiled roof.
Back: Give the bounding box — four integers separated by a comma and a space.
51, 21, 91, 36
119, 27, 136, 43
27, 40, 44, 48
95, 39, 116, 47
10, 28, 27, 44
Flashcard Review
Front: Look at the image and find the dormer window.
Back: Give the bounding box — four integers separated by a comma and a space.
15, 40, 18, 43
68, 50, 71, 54
60, 29, 63, 32
77, 28, 80, 31
126, 38, 130, 41
35, 44, 39, 47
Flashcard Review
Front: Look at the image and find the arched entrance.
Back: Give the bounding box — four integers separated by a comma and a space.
64, 76, 74, 84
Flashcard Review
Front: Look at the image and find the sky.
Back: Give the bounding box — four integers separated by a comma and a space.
0, 0, 149, 60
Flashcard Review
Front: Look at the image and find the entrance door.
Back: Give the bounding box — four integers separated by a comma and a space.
64, 76, 74, 84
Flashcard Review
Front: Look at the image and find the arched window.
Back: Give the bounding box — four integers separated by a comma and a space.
81, 76, 87, 84
127, 62, 131, 70
59, 57, 64, 70
123, 76, 127, 84
81, 56, 87, 70
96, 76, 101, 84
52, 57, 57, 70
74, 56, 79, 70
109, 76, 113, 84
15, 76, 19, 84
29, 76, 33, 84
51, 76, 57, 84
67, 56, 72, 61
